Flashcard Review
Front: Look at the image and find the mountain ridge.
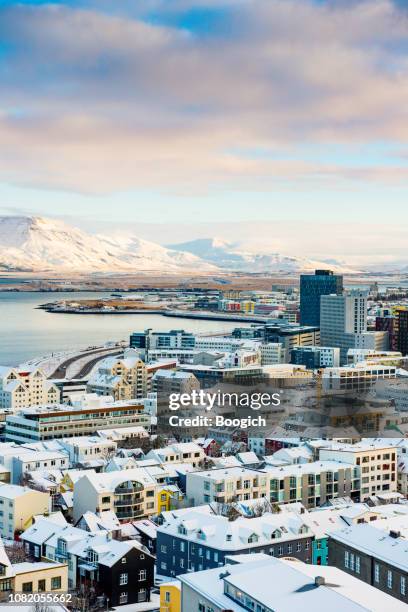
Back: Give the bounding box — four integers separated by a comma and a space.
0, 216, 217, 273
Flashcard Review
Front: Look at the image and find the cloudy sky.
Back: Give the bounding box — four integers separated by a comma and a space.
0, 0, 408, 258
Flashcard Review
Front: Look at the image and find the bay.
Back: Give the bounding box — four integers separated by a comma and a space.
0, 291, 246, 366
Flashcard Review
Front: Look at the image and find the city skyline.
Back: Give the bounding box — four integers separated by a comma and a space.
0, 0, 408, 241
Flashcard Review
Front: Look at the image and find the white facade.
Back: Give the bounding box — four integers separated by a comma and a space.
320, 291, 368, 364
0, 366, 60, 410
259, 343, 286, 365
319, 441, 397, 500
321, 364, 396, 392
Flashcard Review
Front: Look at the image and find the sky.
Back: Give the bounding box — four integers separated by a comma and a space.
0, 0, 408, 257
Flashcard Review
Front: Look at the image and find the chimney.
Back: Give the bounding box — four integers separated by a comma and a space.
315, 576, 325, 587
390, 530, 401, 539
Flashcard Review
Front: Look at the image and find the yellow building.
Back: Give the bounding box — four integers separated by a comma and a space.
160, 581, 181, 612
241, 301, 256, 314
157, 485, 184, 514
13, 561, 68, 594
87, 355, 148, 400
0, 484, 49, 539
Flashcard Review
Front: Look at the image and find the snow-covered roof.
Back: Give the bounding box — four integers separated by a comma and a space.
0, 484, 44, 499
78, 467, 156, 493
158, 510, 311, 551
180, 555, 403, 612
236, 451, 260, 465
132, 519, 157, 540
330, 524, 408, 572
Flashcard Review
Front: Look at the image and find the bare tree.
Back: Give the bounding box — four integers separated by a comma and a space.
5, 540, 27, 563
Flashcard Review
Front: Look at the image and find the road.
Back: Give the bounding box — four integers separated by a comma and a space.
49, 347, 123, 379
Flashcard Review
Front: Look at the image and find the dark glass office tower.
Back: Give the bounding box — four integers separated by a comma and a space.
300, 269, 343, 327
395, 308, 408, 356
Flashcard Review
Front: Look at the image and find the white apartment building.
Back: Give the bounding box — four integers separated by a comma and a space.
321, 364, 396, 392
319, 441, 397, 500
347, 349, 403, 365
73, 468, 157, 522
320, 291, 368, 364
194, 337, 245, 352
11, 450, 69, 484
186, 467, 269, 505
319, 347, 341, 367
146, 443, 205, 468
259, 343, 286, 365
0, 366, 60, 410
59, 436, 117, 465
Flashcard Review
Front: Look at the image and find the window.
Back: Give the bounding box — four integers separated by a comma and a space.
296, 542, 301, 552
51, 576, 61, 591
102, 496, 110, 504
139, 569, 146, 581
344, 551, 349, 569
119, 592, 128, 604
22, 582, 33, 593
374, 564, 380, 583
57, 539, 66, 555
355, 556, 360, 574
401, 576, 406, 596
38, 580, 46, 592
161, 545, 167, 553
122, 557, 126, 564
119, 573, 128, 586
387, 570, 393, 589
287, 544, 292, 554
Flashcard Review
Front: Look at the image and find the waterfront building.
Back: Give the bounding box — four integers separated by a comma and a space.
300, 269, 343, 327
130, 329, 195, 357
0, 366, 59, 411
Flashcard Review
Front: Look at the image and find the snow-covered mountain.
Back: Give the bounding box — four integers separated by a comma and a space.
0, 216, 217, 273
168, 238, 358, 274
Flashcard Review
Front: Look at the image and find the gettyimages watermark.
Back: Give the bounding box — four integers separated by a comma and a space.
158, 388, 283, 432
168, 390, 281, 411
